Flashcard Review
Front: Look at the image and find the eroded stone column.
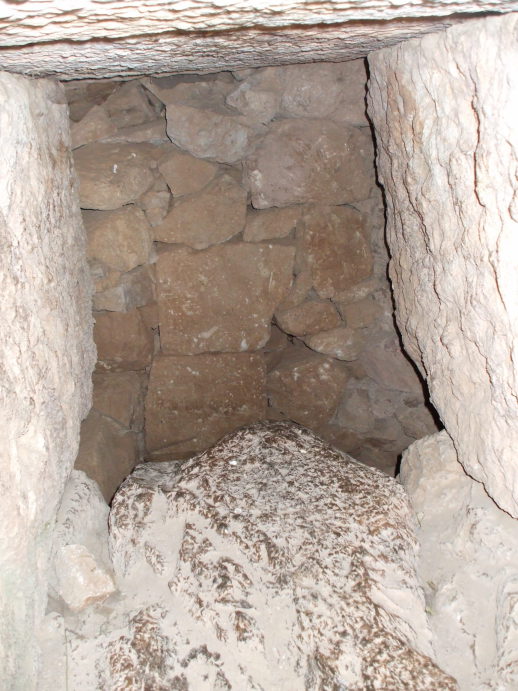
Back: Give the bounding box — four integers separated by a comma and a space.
0, 72, 95, 688
367, 13, 518, 516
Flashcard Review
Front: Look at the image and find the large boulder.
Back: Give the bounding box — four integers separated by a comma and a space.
400, 432, 518, 690
367, 14, 518, 516
63, 422, 456, 689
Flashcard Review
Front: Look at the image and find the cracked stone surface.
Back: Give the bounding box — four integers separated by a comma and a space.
368, 12, 518, 516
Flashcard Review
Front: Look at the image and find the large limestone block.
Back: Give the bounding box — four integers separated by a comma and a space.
244, 119, 374, 208
48, 470, 115, 612
300, 205, 373, 299
145, 353, 266, 456
268, 348, 348, 427
74, 410, 139, 502
367, 13, 518, 515
94, 422, 454, 689
84, 206, 152, 272
156, 243, 295, 354
400, 432, 518, 690
0, 73, 95, 690
73, 142, 155, 210
153, 174, 247, 248
2, 2, 513, 48
94, 309, 154, 371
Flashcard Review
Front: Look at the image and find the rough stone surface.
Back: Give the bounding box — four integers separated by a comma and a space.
153, 174, 247, 248
70, 105, 117, 150
103, 81, 157, 128
301, 205, 373, 299
158, 149, 218, 196
0, 73, 95, 689
401, 432, 518, 690
361, 334, 425, 395
245, 120, 374, 208
156, 243, 294, 354
304, 326, 365, 361
232, 59, 368, 125
73, 142, 155, 210
368, 13, 518, 514
137, 175, 170, 226
48, 470, 115, 612
56, 422, 455, 689
94, 309, 154, 371
92, 371, 145, 430
0, 6, 509, 80
145, 353, 266, 457
93, 264, 156, 313
74, 410, 139, 502
275, 299, 341, 337
243, 206, 300, 242
268, 348, 348, 427
84, 206, 152, 273
339, 295, 383, 328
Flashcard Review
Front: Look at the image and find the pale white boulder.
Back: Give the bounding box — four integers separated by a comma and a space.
400, 432, 518, 690
48, 470, 115, 612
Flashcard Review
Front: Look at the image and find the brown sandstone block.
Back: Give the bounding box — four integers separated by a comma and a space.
156, 243, 294, 354
145, 353, 266, 456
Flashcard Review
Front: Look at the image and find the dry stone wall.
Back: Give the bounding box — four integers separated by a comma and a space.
69, 60, 439, 497
0, 72, 95, 690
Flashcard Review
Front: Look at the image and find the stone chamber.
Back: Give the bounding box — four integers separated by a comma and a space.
1, 3, 518, 690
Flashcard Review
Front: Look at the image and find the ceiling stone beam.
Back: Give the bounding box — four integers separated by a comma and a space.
0, 15, 500, 80
0, 1, 516, 47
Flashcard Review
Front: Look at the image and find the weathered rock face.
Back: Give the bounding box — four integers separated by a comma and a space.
94, 309, 154, 371
0, 73, 95, 689
268, 349, 349, 428
0, 5, 511, 80
48, 470, 115, 612
66, 422, 453, 689
300, 205, 373, 299
74, 410, 140, 502
84, 206, 153, 272
400, 432, 518, 690
245, 119, 374, 208
367, 13, 518, 516
156, 243, 295, 354
153, 174, 247, 248
145, 353, 266, 457
73, 142, 155, 210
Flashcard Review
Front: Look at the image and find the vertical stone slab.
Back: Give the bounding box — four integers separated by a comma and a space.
367, 14, 518, 516
0, 72, 96, 688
